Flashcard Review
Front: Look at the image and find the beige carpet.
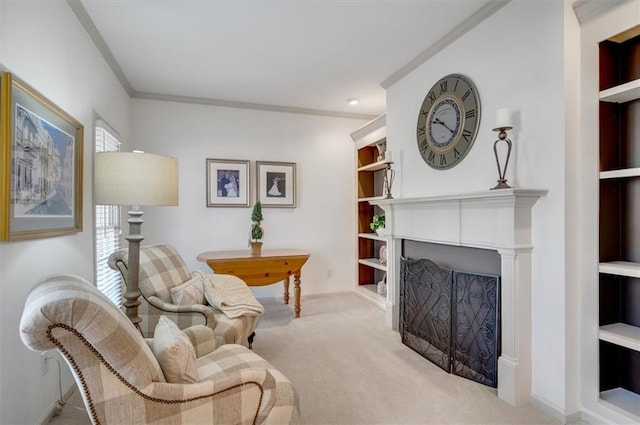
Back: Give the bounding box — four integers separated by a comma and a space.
49, 292, 560, 425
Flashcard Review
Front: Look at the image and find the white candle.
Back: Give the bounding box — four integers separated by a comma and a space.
385, 150, 392, 162
495, 108, 511, 129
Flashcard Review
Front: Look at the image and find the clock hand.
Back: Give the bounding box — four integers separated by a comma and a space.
432, 118, 455, 134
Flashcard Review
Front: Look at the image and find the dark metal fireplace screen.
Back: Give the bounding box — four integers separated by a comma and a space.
400, 257, 500, 387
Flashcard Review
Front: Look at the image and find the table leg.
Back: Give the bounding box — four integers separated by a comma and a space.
294, 269, 301, 318
283, 277, 290, 305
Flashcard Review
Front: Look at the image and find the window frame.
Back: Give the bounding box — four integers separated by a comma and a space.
94, 117, 122, 306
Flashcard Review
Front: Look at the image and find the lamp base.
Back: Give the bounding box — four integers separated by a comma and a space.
491, 180, 512, 190
124, 207, 144, 332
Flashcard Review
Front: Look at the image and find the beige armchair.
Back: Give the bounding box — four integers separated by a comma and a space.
20, 274, 299, 425
108, 244, 258, 347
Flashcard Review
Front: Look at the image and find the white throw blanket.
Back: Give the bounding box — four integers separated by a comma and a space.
192, 270, 264, 318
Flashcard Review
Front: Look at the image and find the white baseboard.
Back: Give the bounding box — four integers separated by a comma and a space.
582, 402, 640, 425
531, 394, 640, 424
530, 393, 582, 424
580, 408, 618, 425
565, 409, 584, 424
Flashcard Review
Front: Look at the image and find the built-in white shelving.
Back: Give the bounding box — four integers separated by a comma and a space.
358, 233, 386, 241
358, 160, 392, 172
598, 261, 640, 278
358, 195, 387, 203
600, 167, 640, 179
599, 323, 640, 352
599, 79, 640, 103
360, 284, 383, 295
352, 115, 389, 310
600, 388, 640, 421
355, 284, 387, 310
358, 258, 387, 271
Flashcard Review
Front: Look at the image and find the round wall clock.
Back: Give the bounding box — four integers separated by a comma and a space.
416, 73, 481, 170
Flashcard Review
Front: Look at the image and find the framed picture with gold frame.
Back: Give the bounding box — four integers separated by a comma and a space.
0, 72, 84, 241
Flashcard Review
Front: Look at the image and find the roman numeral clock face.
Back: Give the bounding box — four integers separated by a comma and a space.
416, 74, 481, 170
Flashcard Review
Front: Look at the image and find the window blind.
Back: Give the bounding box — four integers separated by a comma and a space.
95, 121, 122, 306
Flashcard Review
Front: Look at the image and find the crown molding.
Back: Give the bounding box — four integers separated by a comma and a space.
572, 0, 630, 24
133, 91, 376, 120
350, 114, 386, 141
65, 0, 133, 96
380, 0, 510, 90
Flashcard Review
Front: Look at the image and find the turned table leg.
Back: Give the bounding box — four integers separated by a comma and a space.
294, 269, 301, 318
283, 277, 290, 304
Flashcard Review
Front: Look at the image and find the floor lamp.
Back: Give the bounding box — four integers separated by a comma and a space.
94, 151, 178, 329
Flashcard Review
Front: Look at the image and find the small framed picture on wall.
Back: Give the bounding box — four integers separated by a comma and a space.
206, 158, 250, 207
256, 161, 296, 208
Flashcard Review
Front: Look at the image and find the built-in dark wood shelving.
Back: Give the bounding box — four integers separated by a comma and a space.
598, 28, 640, 419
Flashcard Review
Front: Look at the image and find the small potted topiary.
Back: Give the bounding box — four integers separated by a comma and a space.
370, 214, 385, 236
250, 201, 264, 255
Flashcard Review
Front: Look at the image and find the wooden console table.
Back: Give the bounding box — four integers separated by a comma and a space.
196, 249, 310, 317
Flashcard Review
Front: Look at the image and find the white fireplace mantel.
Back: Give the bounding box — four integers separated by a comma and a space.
370, 188, 547, 407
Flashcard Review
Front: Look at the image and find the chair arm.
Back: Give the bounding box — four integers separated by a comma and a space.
182, 325, 218, 357
145, 295, 218, 327
146, 368, 278, 425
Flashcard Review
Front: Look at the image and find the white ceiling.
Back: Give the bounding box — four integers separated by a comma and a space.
76, 0, 500, 119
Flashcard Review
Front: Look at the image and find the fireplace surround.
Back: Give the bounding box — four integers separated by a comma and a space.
371, 188, 546, 406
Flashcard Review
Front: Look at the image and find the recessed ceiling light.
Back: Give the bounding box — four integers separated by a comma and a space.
348, 98, 359, 106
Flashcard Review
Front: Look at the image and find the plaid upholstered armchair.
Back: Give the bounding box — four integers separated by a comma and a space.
20, 274, 299, 425
108, 244, 259, 347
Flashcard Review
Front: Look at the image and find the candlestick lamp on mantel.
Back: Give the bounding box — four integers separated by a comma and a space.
491, 108, 513, 190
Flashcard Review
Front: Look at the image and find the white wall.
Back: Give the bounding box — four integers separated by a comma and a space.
130, 99, 365, 299
385, 1, 571, 417
0, 1, 131, 424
